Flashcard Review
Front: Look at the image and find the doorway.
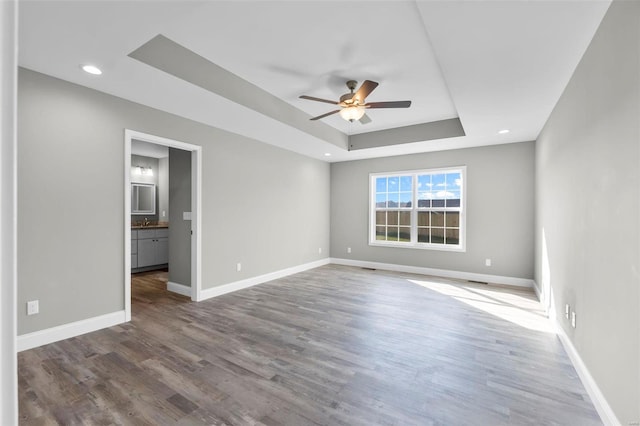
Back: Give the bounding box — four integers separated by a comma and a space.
124, 129, 202, 321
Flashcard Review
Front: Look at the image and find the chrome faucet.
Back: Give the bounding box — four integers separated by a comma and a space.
143, 217, 150, 227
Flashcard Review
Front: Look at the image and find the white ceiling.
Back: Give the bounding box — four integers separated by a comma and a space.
18, 0, 611, 162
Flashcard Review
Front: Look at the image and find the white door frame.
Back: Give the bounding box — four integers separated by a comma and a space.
124, 129, 202, 321
1, 0, 18, 423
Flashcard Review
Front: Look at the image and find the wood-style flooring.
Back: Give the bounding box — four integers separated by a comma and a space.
18, 265, 602, 425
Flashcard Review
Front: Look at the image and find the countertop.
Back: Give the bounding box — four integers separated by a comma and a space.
132, 223, 169, 230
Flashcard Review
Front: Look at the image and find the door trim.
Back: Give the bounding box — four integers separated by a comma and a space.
1, 0, 18, 422
124, 129, 202, 321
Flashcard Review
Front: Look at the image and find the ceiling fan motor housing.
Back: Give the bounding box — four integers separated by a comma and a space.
340, 93, 357, 105
341, 80, 360, 105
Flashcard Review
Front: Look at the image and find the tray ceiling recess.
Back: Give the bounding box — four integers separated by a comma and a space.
19, 1, 611, 161
129, 35, 466, 152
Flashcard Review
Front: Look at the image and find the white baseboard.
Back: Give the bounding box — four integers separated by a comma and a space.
17, 310, 126, 352
167, 281, 191, 297
532, 279, 542, 301
330, 258, 534, 289
199, 258, 330, 301
555, 325, 620, 426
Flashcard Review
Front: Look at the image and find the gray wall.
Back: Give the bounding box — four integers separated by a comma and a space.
534, 1, 639, 422
131, 154, 159, 223
168, 148, 191, 287
330, 142, 535, 279
17, 68, 330, 335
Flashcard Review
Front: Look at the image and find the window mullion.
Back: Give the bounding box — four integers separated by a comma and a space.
411, 174, 417, 243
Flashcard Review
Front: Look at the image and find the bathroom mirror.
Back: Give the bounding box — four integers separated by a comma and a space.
131, 183, 156, 214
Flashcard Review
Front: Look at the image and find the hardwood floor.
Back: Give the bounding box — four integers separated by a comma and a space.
18, 265, 602, 425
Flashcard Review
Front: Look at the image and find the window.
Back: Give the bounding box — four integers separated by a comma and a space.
370, 167, 466, 251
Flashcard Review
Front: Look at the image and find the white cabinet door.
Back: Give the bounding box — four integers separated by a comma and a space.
137, 238, 156, 268
156, 238, 169, 265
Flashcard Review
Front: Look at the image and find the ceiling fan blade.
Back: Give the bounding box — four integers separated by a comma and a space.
359, 113, 372, 124
299, 95, 339, 105
353, 80, 379, 103
366, 100, 412, 109
310, 110, 341, 120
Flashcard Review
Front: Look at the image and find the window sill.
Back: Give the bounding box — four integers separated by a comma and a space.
369, 240, 466, 252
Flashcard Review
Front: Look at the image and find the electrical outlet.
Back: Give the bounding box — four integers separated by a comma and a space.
347, 247, 351, 254
485, 258, 492, 267
571, 311, 577, 328
318, 247, 322, 254
565, 304, 570, 319
27, 300, 39, 315
236, 263, 242, 272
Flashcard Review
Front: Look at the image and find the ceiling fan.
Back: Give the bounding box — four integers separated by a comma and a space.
299, 80, 411, 123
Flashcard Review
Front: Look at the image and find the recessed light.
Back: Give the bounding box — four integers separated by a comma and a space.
324, 153, 331, 157
498, 129, 510, 134
81, 65, 102, 75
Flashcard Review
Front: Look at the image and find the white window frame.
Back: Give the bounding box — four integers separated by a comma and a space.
369, 166, 467, 252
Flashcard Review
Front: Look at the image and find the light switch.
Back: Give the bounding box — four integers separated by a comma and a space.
183, 212, 192, 220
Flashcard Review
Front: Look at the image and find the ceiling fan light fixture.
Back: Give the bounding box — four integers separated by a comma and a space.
339, 105, 366, 122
